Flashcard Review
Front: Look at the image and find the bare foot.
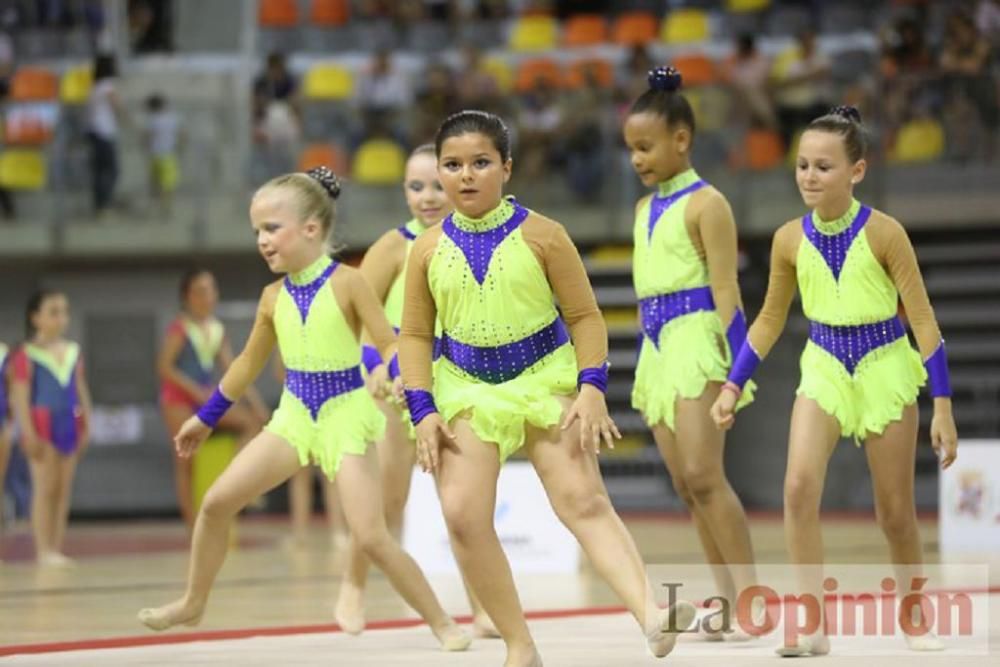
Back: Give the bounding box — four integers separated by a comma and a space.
648, 600, 697, 658
334, 582, 365, 635
433, 622, 471, 651
137, 598, 205, 632
473, 612, 502, 639
38, 552, 76, 568
775, 633, 831, 657
504, 645, 542, 667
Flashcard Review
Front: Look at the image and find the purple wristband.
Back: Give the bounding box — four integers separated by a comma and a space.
404, 389, 438, 426
387, 354, 401, 380
578, 363, 609, 393
361, 345, 382, 374
196, 386, 234, 428
727, 341, 761, 390
726, 309, 748, 358
924, 341, 952, 397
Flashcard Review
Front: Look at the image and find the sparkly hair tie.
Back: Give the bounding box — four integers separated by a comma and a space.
647, 66, 683, 93
829, 105, 862, 124
305, 166, 342, 200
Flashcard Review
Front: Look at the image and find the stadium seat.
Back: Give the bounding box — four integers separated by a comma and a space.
731, 129, 785, 170
10, 68, 59, 101
258, 0, 298, 27
60, 65, 92, 104
565, 58, 614, 89
725, 0, 771, 12
515, 59, 564, 93
482, 58, 513, 93
0, 150, 47, 190
352, 139, 406, 185
891, 119, 945, 163
661, 9, 710, 44
509, 15, 558, 52
298, 143, 348, 174
563, 14, 608, 47
309, 0, 349, 26
611, 12, 658, 46
303, 64, 354, 100
672, 54, 717, 86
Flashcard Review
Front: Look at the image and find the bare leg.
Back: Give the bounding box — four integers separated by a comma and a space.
778, 395, 840, 656
27, 444, 60, 563
138, 431, 303, 630
0, 426, 11, 549
334, 442, 469, 651
528, 396, 694, 658
864, 404, 940, 650
51, 450, 80, 555
287, 467, 313, 548
436, 417, 539, 667
336, 398, 416, 634
162, 404, 196, 530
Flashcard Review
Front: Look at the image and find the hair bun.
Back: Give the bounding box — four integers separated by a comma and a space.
829, 105, 862, 124
647, 66, 683, 93
306, 166, 342, 200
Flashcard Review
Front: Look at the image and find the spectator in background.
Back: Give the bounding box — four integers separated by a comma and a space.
721, 33, 777, 130
454, 44, 501, 112
144, 94, 182, 215
770, 29, 831, 148
413, 62, 459, 144
252, 52, 301, 178
86, 53, 124, 218
878, 15, 935, 150
976, 0, 1000, 51
516, 74, 563, 183
128, 0, 173, 53
356, 48, 413, 144
560, 62, 610, 200
940, 11, 997, 160
616, 45, 654, 117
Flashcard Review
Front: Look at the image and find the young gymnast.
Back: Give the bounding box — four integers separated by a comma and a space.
400, 110, 696, 667
10, 290, 93, 566
624, 66, 760, 639
158, 268, 268, 529
335, 143, 496, 637
137, 167, 470, 652
711, 106, 959, 655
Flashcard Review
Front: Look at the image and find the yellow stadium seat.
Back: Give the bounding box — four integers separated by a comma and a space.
726, 0, 771, 12
482, 58, 513, 93
303, 64, 354, 100
192, 434, 237, 514
661, 9, 710, 44
352, 138, 406, 185
60, 65, 93, 104
891, 119, 945, 163
509, 15, 558, 52
0, 150, 47, 190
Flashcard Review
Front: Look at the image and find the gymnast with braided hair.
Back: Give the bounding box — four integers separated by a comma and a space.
137, 166, 471, 653
711, 106, 959, 656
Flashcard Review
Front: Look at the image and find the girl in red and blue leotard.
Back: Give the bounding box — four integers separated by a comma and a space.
10, 290, 92, 566
157, 269, 268, 529
0, 341, 12, 556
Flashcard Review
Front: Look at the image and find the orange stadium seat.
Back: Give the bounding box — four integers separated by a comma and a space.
563, 14, 607, 47
672, 54, 717, 86
565, 58, 614, 89
259, 0, 298, 27
11, 68, 58, 101
309, 0, 349, 26
299, 143, 348, 174
515, 59, 564, 93
611, 12, 658, 46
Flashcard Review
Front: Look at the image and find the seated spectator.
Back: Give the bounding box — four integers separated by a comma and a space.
940, 11, 997, 160
455, 43, 502, 113
357, 48, 413, 144
413, 62, 459, 144
516, 76, 563, 183
769, 29, 831, 148
252, 52, 301, 179
560, 63, 610, 200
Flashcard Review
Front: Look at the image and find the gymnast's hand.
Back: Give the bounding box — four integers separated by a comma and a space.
563, 385, 621, 454
710, 384, 739, 430
365, 363, 390, 400
930, 401, 958, 469
414, 413, 455, 473
174, 415, 212, 459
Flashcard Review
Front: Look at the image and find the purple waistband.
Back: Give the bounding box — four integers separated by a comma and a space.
285, 366, 364, 420
440, 318, 570, 385
639, 285, 715, 348
808, 317, 906, 375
